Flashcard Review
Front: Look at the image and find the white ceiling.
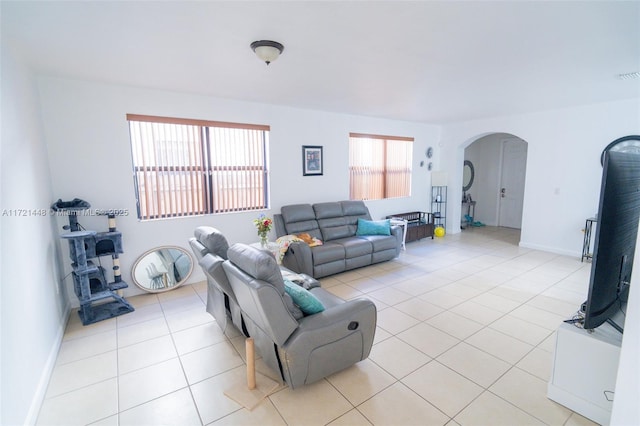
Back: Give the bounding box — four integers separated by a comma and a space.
2, 1, 639, 124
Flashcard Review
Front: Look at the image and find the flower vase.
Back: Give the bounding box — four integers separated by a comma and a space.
260, 235, 268, 248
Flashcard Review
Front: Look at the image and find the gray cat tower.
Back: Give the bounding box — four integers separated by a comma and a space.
52, 199, 134, 325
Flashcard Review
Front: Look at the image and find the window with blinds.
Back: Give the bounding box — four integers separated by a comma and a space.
127, 114, 269, 220
349, 133, 413, 201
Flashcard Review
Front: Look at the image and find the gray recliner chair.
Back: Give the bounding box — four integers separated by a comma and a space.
222, 243, 377, 389
188, 226, 246, 335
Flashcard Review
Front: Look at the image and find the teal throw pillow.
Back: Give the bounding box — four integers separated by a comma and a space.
356, 218, 391, 236
283, 279, 325, 315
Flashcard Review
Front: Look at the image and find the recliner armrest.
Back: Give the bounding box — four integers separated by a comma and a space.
281, 241, 314, 276
285, 298, 376, 349
280, 297, 377, 388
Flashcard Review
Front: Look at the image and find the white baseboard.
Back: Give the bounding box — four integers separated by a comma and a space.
23, 302, 71, 425
519, 241, 581, 258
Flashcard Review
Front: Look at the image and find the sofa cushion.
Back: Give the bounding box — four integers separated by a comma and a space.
280, 204, 321, 237
316, 216, 346, 229
285, 220, 322, 237
313, 203, 353, 241
313, 202, 343, 219
341, 200, 370, 216
356, 218, 391, 236
228, 244, 283, 285
341, 201, 371, 235
311, 243, 345, 264
194, 226, 230, 259
227, 244, 303, 319
333, 237, 373, 258
281, 204, 316, 222
358, 234, 398, 252
320, 224, 352, 242
283, 280, 325, 315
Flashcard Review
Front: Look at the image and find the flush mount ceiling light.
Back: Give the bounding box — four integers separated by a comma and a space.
618, 71, 640, 80
250, 40, 284, 65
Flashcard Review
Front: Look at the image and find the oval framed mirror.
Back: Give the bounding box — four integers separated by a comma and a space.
132, 246, 194, 293
462, 160, 475, 192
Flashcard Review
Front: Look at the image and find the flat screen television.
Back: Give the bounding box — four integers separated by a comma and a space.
583, 142, 640, 332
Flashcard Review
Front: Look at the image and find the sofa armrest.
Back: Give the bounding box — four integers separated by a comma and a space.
285, 298, 377, 348
279, 297, 376, 388
294, 298, 376, 334
390, 225, 403, 256
274, 213, 287, 237
281, 241, 314, 277
282, 297, 376, 359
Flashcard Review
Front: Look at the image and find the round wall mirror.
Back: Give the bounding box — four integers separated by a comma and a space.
462, 160, 475, 192
132, 246, 194, 293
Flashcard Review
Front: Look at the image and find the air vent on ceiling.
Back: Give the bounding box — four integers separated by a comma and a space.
618, 71, 640, 80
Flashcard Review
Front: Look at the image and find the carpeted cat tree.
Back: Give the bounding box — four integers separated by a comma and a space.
52, 198, 134, 325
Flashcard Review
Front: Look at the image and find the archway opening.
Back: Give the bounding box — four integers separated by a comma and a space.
461, 133, 528, 235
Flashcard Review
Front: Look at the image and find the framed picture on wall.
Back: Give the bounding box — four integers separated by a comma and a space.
302, 145, 323, 176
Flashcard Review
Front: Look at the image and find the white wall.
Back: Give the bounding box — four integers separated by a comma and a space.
463, 133, 528, 227
10, 69, 639, 426
464, 133, 505, 226
610, 224, 640, 425
37, 77, 441, 299
439, 98, 640, 256
0, 45, 68, 425
440, 100, 640, 426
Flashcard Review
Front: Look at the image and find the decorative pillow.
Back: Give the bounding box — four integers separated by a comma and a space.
283, 279, 325, 315
356, 218, 391, 236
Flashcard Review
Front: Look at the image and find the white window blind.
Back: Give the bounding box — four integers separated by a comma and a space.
127, 114, 269, 220
349, 133, 413, 201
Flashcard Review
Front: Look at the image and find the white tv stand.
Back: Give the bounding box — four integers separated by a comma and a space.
548, 321, 622, 425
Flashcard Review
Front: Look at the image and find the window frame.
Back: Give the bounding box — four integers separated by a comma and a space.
127, 114, 270, 220
348, 132, 414, 201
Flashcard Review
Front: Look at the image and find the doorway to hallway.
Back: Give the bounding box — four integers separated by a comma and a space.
463, 133, 528, 230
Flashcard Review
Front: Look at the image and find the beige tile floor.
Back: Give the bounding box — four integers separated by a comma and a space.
37, 226, 600, 426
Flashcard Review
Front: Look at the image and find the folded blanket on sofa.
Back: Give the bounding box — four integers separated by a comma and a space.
275, 234, 323, 264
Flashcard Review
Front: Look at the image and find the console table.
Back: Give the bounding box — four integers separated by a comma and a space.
387, 212, 434, 245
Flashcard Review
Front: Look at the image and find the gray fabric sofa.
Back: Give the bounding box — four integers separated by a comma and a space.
274, 200, 402, 278
223, 243, 377, 389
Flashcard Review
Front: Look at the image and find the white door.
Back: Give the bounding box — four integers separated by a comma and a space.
498, 139, 527, 228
